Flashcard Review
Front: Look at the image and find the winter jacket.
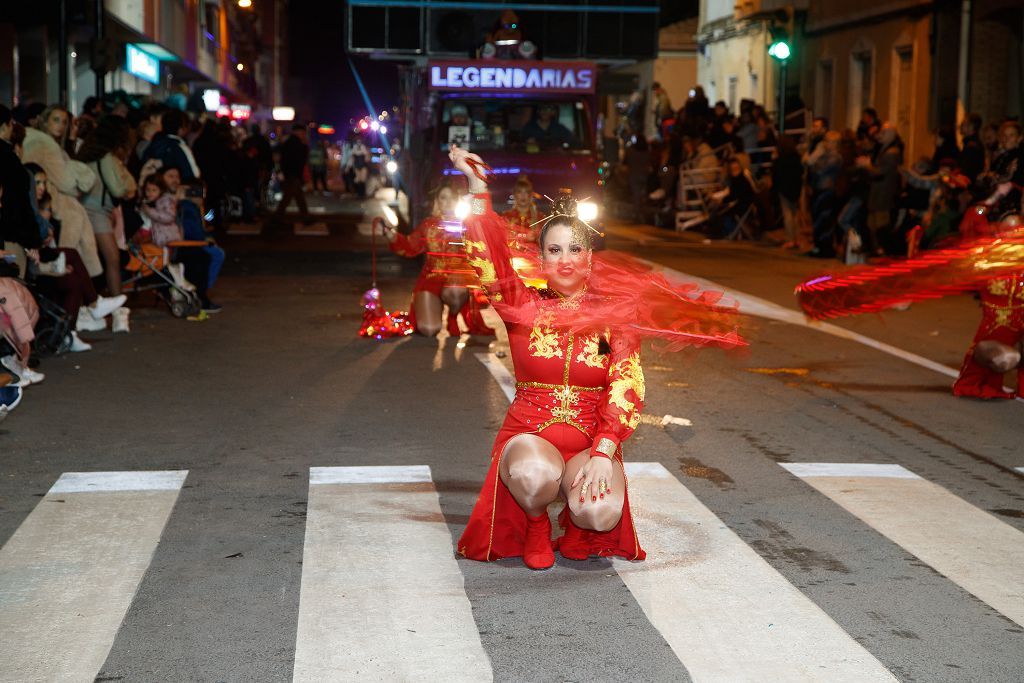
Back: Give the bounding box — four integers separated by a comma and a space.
21, 128, 95, 198
143, 133, 201, 181
0, 277, 38, 349
81, 153, 137, 213
0, 140, 41, 249
140, 194, 182, 247
279, 136, 309, 179
867, 142, 904, 212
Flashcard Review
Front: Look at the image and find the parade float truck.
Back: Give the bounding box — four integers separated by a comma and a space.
401, 59, 603, 229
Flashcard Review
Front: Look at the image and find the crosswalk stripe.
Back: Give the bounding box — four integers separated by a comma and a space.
293, 466, 492, 682
474, 352, 516, 402
615, 462, 897, 682
781, 462, 1024, 626
0, 471, 188, 682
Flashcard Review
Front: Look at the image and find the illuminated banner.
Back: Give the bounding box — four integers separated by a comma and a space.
428, 61, 595, 94
126, 44, 160, 85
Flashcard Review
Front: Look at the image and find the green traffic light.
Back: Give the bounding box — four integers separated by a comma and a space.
768, 40, 792, 61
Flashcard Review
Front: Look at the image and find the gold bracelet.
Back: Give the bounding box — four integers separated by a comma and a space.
593, 438, 616, 459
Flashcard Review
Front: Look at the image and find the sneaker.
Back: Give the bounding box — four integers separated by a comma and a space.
67, 331, 92, 352
0, 385, 23, 412
0, 355, 44, 385
201, 301, 223, 313
34, 252, 66, 276
111, 307, 131, 334
76, 307, 106, 332
89, 294, 128, 320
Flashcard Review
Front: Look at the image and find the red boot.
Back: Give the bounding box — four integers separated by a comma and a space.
556, 519, 592, 560
523, 513, 555, 570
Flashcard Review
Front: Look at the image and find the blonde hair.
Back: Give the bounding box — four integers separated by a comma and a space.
35, 104, 70, 147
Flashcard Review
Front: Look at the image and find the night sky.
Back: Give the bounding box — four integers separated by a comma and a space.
288, 0, 400, 128
289, 0, 697, 128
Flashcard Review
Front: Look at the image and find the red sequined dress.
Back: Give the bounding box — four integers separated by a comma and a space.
457, 193, 647, 562
388, 216, 493, 336
952, 274, 1024, 399
501, 206, 542, 251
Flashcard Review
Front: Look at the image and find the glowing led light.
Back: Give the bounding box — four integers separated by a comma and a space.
386, 160, 398, 174
379, 125, 387, 134
577, 201, 599, 222
238, 0, 252, 7
454, 201, 470, 221
370, 121, 380, 131
236, 63, 244, 71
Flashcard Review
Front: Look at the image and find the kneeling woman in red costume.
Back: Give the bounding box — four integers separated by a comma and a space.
383, 179, 493, 337
450, 145, 742, 569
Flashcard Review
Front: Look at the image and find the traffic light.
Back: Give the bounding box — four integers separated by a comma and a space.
768, 7, 794, 62
770, 36, 790, 61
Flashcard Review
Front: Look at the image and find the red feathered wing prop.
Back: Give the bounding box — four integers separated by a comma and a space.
796, 225, 1024, 321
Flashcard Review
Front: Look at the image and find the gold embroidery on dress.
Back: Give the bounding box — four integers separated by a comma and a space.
468, 257, 497, 286
529, 325, 563, 359
608, 352, 645, 429
988, 279, 1009, 295
464, 239, 486, 256
575, 335, 608, 369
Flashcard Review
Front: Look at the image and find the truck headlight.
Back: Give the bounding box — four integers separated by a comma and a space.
577, 201, 599, 222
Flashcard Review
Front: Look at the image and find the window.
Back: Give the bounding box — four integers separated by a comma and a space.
849, 50, 873, 128
816, 60, 833, 122
437, 99, 590, 153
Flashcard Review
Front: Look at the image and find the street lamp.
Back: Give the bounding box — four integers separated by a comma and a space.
238, 0, 253, 8
768, 30, 792, 133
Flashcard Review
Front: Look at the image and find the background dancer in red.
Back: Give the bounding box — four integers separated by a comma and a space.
383, 179, 494, 338
449, 145, 742, 569
501, 175, 543, 251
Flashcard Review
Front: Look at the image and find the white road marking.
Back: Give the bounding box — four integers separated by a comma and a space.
782, 462, 1024, 626
780, 462, 922, 479
293, 466, 492, 682
0, 471, 187, 682
615, 462, 896, 682
474, 352, 516, 402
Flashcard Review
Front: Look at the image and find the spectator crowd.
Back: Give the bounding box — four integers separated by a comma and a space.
0, 95, 312, 420
620, 86, 1023, 262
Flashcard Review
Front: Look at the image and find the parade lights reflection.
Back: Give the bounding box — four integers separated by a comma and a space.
381, 204, 398, 227
577, 201, 599, 222
454, 200, 471, 221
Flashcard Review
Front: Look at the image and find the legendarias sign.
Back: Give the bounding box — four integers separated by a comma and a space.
429, 61, 596, 94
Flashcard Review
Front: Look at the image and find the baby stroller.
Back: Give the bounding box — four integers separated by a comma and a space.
122, 241, 204, 318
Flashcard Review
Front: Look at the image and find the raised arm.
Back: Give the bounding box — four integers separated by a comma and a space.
386, 220, 428, 257
449, 146, 534, 313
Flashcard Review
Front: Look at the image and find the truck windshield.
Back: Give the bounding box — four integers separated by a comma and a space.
439, 99, 590, 153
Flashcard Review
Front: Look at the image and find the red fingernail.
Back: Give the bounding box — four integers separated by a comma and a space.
592, 495, 597, 502
606, 488, 612, 493
579, 496, 584, 503
600, 493, 604, 499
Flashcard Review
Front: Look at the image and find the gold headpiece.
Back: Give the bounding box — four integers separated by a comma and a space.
530, 193, 603, 246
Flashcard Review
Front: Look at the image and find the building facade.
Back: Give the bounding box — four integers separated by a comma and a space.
0, 0, 287, 118
696, 0, 807, 119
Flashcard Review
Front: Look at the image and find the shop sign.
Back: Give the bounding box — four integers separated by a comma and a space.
428, 61, 595, 94
126, 44, 160, 85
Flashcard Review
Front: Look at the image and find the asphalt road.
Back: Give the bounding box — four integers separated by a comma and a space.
1, 201, 1022, 682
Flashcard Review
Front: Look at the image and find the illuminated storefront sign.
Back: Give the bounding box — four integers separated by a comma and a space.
126, 44, 160, 85
202, 89, 221, 112
428, 61, 595, 94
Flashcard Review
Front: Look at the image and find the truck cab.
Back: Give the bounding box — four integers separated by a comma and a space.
403, 60, 603, 227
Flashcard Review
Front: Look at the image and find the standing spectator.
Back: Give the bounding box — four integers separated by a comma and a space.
862, 122, 904, 254
772, 135, 803, 249
77, 116, 137, 297
21, 105, 103, 279
143, 109, 200, 181
806, 131, 843, 257
651, 82, 673, 138
346, 138, 370, 199
958, 113, 986, 185
982, 120, 1024, 217
980, 123, 1000, 166
0, 105, 42, 274
856, 108, 881, 143
243, 124, 273, 209
625, 136, 651, 223
806, 116, 829, 156
309, 139, 328, 193
930, 124, 960, 172
274, 124, 311, 223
